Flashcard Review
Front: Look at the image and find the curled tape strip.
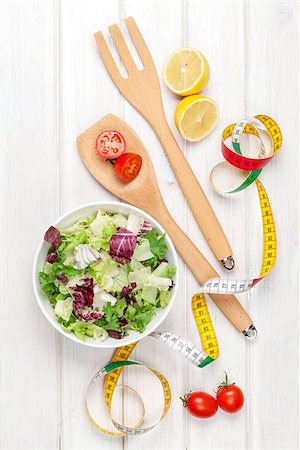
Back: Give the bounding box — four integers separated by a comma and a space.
203, 115, 280, 294
85, 293, 218, 436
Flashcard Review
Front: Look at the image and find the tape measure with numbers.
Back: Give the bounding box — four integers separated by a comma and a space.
85, 292, 218, 436
199, 115, 281, 295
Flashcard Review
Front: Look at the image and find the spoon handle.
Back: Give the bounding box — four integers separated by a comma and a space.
149, 206, 253, 333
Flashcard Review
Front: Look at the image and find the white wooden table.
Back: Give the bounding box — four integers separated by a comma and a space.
1, 1, 299, 449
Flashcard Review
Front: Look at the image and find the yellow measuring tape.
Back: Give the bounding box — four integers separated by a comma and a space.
198, 115, 280, 295
85, 293, 218, 436
85, 114, 280, 436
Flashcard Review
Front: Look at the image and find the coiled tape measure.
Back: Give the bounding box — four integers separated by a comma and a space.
85, 115, 281, 436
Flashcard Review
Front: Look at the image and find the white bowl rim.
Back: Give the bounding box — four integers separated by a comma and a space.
33, 201, 179, 348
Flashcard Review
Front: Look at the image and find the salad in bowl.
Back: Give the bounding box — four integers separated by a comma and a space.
33, 202, 178, 347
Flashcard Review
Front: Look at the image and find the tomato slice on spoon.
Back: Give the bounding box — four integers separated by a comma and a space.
114, 153, 142, 183
96, 130, 126, 159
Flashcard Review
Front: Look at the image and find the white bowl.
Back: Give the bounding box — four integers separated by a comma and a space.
33, 201, 179, 348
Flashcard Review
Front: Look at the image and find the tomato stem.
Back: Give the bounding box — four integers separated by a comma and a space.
217, 371, 235, 392
180, 392, 191, 408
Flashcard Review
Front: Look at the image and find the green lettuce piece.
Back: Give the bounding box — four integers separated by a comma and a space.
54, 297, 73, 321
111, 213, 128, 229
152, 262, 177, 278
129, 259, 145, 271
125, 305, 137, 319
90, 209, 111, 235
114, 298, 127, 318
112, 265, 128, 292
128, 267, 151, 289
60, 318, 108, 341
95, 302, 122, 332
89, 258, 119, 290
159, 290, 172, 307
141, 285, 158, 305
133, 239, 154, 261
144, 229, 167, 267
60, 231, 88, 254
131, 290, 143, 307
126, 304, 156, 332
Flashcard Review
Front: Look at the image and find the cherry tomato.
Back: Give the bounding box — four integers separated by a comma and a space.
96, 130, 126, 159
181, 391, 218, 418
216, 373, 244, 414
114, 153, 142, 183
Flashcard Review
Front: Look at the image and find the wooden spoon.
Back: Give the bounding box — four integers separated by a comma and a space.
77, 114, 253, 333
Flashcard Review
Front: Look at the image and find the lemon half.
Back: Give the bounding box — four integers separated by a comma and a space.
163, 48, 210, 96
174, 95, 219, 142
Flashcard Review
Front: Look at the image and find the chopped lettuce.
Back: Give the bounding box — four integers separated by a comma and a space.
111, 213, 128, 229
54, 297, 73, 321
159, 290, 172, 307
141, 285, 158, 305
39, 209, 176, 343
133, 239, 154, 261
112, 265, 128, 292
126, 213, 144, 234
144, 229, 167, 267
152, 261, 177, 278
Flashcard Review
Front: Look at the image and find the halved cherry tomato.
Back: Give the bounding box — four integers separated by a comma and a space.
181, 391, 218, 418
96, 130, 126, 159
114, 153, 142, 183
216, 373, 244, 414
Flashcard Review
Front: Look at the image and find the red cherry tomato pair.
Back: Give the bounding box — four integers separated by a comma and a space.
181, 373, 244, 419
96, 130, 142, 183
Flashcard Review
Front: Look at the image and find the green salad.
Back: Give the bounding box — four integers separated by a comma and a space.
39, 209, 176, 341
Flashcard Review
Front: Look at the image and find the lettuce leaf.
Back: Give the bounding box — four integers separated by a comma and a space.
159, 290, 172, 307
141, 285, 158, 305
133, 239, 154, 261
126, 304, 156, 332
152, 262, 177, 278
144, 229, 167, 267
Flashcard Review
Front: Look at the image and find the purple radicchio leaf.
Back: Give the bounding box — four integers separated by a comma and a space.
107, 329, 125, 339
140, 220, 152, 234
119, 317, 128, 328
120, 282, 137, 299
109, 229, 137, 264
44, 226, 61, 249
70, 278, 94, 310
47, 252, 59, 263
57, 273, 68, 284
77, 310, 103, 322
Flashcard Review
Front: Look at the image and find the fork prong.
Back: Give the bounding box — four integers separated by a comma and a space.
94, 31, 124, 84
108, 24, 137, 73
124, 17, 154, 68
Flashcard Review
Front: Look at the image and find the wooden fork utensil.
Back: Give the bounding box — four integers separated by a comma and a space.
94, 16, 235, 271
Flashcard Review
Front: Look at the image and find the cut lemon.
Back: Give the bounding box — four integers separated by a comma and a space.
174, 95, 219, 142
163, 48, 210, 96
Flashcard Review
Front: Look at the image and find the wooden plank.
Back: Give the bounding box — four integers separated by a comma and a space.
0, 1, 60, 449
246, 2, 299, 449
121, 1, 188, 449
186, 1, 249, 449
59, 1, 123, 449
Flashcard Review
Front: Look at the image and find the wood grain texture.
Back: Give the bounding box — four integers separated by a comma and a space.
0, 2, 60, 450
0, 1, 298, 450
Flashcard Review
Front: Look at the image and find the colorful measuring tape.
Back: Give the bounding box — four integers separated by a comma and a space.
85, 114, 281, 436
85, 293, 219, 436
200, 115, 281, 295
